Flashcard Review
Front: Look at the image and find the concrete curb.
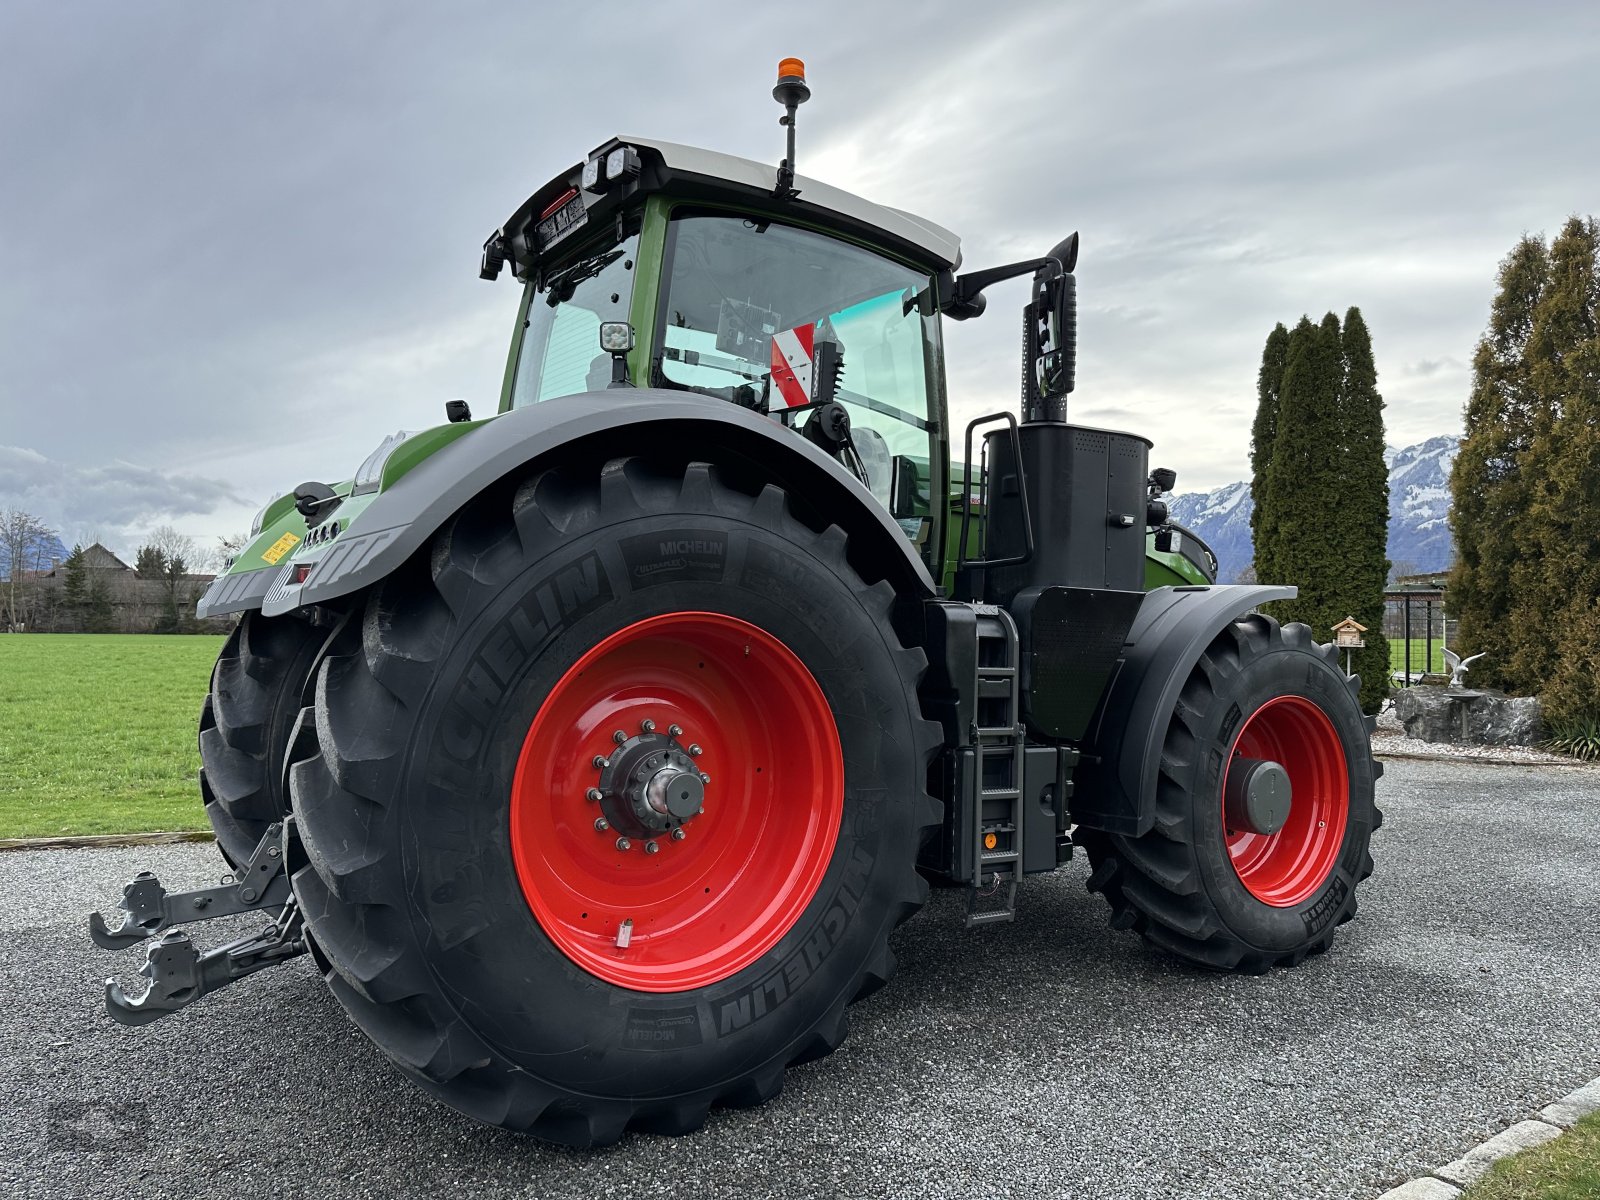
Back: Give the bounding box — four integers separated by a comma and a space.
1376, 1076, 1600, 1198
0, 830, 214, 852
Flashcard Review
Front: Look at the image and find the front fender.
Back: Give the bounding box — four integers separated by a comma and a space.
1070, 584, 1295, 836
259, 389, 935, 617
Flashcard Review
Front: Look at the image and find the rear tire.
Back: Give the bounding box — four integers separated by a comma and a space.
290, 457, 939, 1144
1080, 614, 1382, 972
198, 610, 327, 866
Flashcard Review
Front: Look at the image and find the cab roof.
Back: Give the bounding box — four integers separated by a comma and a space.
484, 135, 962, 282
622, 136, 961, 269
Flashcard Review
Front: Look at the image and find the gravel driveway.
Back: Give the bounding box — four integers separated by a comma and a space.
3, 756, 1597, 1200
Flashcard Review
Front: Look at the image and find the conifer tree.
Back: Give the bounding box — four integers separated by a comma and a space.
1249, 322, 1289, 579
1337, 308, 1391, 712
85, 577, 113, 632
135, 545, 167, 578
1449, 235, 1549, 691
61, 544, 88, 628
1254, 317, 1316, 583
1263, 314, 1347, 642
1515, 216, 1600, 712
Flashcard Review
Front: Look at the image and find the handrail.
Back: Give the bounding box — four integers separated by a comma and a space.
956, 411, 1035, 571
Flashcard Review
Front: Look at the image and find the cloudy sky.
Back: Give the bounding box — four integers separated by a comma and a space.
2, 1, 1596, 559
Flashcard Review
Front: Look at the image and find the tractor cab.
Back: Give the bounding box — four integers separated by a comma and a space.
484, 129, 961, 560
480, 62, 1107, 595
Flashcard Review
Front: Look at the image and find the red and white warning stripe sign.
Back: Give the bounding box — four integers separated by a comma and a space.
769, 323, 814, 410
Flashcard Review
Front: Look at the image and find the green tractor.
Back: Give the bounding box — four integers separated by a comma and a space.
90, 63, 1379, 1146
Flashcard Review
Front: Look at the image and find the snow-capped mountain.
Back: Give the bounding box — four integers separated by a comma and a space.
1383, 435, 1458, 574
1167, 479, 1254, 581
1166, 434, 1460, 583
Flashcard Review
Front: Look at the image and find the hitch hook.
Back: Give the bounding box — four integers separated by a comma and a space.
88, 822, 289, 949
103, 900, 306, 1026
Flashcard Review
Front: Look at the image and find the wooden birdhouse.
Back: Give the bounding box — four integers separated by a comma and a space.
1331, 616, 1367, 649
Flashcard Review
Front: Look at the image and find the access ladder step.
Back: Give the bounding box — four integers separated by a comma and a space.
964, 871, 1018, 928
965, 909, 1015, 928
963, 606, 1024, 930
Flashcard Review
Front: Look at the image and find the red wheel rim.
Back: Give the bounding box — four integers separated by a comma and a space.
1221, 695, 1349, 907
510, 612, 844, 991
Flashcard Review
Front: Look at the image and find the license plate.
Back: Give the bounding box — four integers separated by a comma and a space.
537, 195, 587, 249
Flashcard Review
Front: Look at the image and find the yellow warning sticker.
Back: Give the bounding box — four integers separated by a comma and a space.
261, 532, 300, 565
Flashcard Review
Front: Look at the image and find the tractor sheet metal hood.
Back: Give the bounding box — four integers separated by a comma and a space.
486, 135, 962, 280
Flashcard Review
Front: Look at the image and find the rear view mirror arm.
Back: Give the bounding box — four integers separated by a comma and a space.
941, 234, 1079, 320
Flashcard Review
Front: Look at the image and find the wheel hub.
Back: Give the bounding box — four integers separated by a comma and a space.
595, 726, 708, 840
644, 763, 705, 822
1224, 757, 1292, 836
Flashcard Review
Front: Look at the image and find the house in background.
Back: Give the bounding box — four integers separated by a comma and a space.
17, 543, 224, 633
34, 543, 137, 578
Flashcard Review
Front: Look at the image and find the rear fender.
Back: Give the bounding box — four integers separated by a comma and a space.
1070, 584, 1295, 836
257, 389, 935, 617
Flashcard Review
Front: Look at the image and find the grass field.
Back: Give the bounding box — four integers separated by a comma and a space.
0, 634, 224, 838
1390, 637, 1449, 677
1460, 1112, 1600, 1200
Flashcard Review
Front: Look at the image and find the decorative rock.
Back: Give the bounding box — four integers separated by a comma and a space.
1391, 686, 1543, 747
1471, 692, 1544, 746
1392, 687, 1461, 742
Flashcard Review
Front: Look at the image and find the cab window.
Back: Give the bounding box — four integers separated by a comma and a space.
510, 232, 639, 407
654, 213, 941, 536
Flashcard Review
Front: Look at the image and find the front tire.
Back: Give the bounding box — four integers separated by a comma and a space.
198, 610, 327, 866
290, 457, 939, 1144
1080, 614, 1382, 972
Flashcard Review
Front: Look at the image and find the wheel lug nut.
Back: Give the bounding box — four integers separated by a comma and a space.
592, 755, 608, 769
644, 841, 659, 855
641, 718, 656, 733
613, 730, 627, 745
687, 744, 702, 757
699, 773, 710, 784
671, 828, 686, 841
668, 724, 683, 737
586, 787, 603, 803
594, 817, 609, 832
615, 837, 631, 852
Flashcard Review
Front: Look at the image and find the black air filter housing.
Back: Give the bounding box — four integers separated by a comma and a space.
983, 423, 1152, 605
983, 423, 1153, 742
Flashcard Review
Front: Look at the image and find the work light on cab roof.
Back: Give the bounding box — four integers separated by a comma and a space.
92, 60, 1384, 1150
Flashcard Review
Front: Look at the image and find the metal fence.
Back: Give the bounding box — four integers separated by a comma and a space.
1384, 587, 1456, 685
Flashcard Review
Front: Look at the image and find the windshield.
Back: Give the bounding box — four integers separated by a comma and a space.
510, 231, 640, 407
655, 213, 941, 535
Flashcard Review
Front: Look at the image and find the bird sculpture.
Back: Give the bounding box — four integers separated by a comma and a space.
1442, 648, 1486, 690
